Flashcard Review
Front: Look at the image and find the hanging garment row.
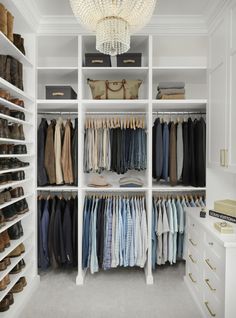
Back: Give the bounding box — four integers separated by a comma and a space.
37, 194, 78, 270
153, 116, 206, 187
37, 117, 78, 186
83, 116, 147, 174
82, 194, 148, 274
152, 193, 206, 269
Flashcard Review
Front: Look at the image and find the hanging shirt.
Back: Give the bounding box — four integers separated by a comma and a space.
166, 199, 174, 265
156, 200, 163, 265
161, 199, 170, 264
171, 199, 178, 264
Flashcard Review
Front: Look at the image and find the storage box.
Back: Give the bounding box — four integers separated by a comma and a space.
85, 53, 111, 67
214, 199, 236, 218
117, 53, 142, 67
46, 86, 77, 100
214, 221, 234, 234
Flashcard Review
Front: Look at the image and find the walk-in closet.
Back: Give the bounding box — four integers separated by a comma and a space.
0, 0, 236, 317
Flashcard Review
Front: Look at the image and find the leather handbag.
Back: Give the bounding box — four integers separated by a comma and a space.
87, 79, 142, 99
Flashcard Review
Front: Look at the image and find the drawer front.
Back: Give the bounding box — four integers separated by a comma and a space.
187, 245, 201, 273
203, 265, 224, 302
188, 227, 202, 251
188, 215, 202, 234
186, 261, 202, 302
204, 245, 225, 280
204, 231, 225, 260
203, 288, 224, 318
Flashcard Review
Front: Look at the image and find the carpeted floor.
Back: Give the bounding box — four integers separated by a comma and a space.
20, 263, 201, 318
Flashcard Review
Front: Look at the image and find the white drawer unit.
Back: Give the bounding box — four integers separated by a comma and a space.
184, 208, 236, 318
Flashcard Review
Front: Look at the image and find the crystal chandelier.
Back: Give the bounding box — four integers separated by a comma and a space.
70, 0, 157, 56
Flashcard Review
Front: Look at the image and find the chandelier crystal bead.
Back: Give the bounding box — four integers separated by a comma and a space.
70, 0, 157, 56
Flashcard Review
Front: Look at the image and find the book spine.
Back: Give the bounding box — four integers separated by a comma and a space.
209, 210, 236, 224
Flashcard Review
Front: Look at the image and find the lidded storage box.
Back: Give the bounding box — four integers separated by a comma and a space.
85, 53, 111, 67
117, 53, 142, 67
46, 85, 77, 100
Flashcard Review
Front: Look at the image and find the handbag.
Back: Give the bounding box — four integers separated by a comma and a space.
87, 79, 142, 99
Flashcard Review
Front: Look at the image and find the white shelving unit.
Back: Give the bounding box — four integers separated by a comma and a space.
0, 4, 39, 317
35, 33, 207, 287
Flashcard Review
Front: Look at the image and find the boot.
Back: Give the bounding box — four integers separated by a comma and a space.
2, 120, 10, 139
9, 57, 18, 88
9, 124, 20, 140
7, 11, 14, 42
17, 61, 23, 90
13, 34, 25, 55
0, 55, 7, 80
5, 56, 11, 83
0, 119, 4, 138
0, 233, 5, 253
0, 4, 7, 37
18, 125, 25, 140
2, 230, 10, 248
20, 37, 26, 55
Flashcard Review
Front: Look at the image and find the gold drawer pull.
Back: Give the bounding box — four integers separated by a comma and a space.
189, 238, 197, 247
205, 279, 216, 291
123, 59, 135, 63
205, 259, 216, 271
189, 254, 196, 264
92, 59, 104, 64
204, 302, 216, 317
188, 273, 196, 283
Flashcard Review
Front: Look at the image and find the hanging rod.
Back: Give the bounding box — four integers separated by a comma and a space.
38, 112, 78, 115
153, 111, 206, 115
86, 112, 147, 115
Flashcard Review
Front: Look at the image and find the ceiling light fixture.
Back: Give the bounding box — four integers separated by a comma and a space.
70, 0, 157, 56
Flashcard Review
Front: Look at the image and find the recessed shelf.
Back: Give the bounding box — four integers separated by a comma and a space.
0, 113, 32, 126
0, 230, 32, 263
37, 186, 78, 191
82, 67, 149, 78
0, 98, 32, 115
0, 32, 33, 68
37, 67, 78, 77
0, 138, 33, 144
0, 211, 32, 235
0, 193, 33, 211
0, 166, 31, 175
37, 100, 78, 112
0, 179, 31, 191
0, 78, 34, 104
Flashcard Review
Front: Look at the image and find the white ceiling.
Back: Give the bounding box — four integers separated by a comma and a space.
35, 0, 215, 16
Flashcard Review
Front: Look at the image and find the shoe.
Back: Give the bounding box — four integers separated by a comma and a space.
0, 210, 6, 227
0, 191, 11, 203
10, 99, 24, 108
2, 205, 18, 221
0, 4, 7, 37
17, 221, 23, 237
12, 171, 25, 181
9, 123, 20, 140
5, 274, 10, 285
13, 34, 25, 55
5, 257, 11, 267
19, 276, 27, 287
0, 259, 7, 271
0, 104, 10, 116
0, 144, 9, 154
9, 56, 18, 88
6, 292, 14, 306
0, 119, 4, 138
10, 263, 21, 274
11, 279, 23, 293
10, 187, 24, 198
14, 198, 29, 214
8, 223, 20, 240
0, 89, 10, 100
0, 297, 9, 312
0, 174, 9, 186
13, 145, 27, 154
18, 125, 25, 140
10, 110, 25, 121
0, 233, 5, 252
17, 61, 23, 91
8, 243, 25, 258
7, 11, 14, 42
19, 259, 25, 269
2, 230, 10, 248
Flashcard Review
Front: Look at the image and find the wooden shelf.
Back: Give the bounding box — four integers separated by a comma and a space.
0, 78, 34, 103
0, 32, 33, 67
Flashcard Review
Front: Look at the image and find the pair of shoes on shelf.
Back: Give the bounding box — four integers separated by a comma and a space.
0, 119, 25, 140
0, 274, 10, 291
0, 105, 25, 121
0, 90, 25, 109
10, 259, 26, 275
0, 171, 25, 186
0, 55, 23, 90
0, 230, 11, 252
0, 145, 27, 155
1, 198, 29, 221
7, 221, 24, 240
0, 158, 29, 170
13, 34, 26, 55
0, 292, 14, 312
0, 256, 11, 271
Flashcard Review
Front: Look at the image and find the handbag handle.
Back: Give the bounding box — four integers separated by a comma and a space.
105, 80, 126, 99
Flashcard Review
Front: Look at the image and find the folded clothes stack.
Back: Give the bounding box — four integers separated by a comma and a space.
156, 82, 185, 100
87, 175, 111, 188
119, 177, 144, 188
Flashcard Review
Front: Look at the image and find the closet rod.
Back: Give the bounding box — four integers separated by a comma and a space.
153, 111, 206, 115
38, 112, 78, 115
85, 112, 147, 115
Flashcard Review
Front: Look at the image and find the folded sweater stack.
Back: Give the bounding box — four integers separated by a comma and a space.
156, 82, 185, 100
119, 177, 144, 188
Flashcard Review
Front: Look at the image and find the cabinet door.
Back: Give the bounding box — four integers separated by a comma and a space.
208, 17, 228, 168
228, 4, 236, 172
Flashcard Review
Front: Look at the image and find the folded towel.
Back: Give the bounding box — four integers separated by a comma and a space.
157, 88, 185, 95
159, 94, 185, 100
158, 82, 185, 89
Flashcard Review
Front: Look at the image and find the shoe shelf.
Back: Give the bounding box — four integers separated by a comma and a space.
0, 179, 31, 192
0, 193, 33, 212
0, 154, 33, 159
0, 138, 33, 144
0, 244, 32, 282
0, 32, 33, 68
0, 230, 32, 263
37, 186, 78, 191
0, 99, 32, 115
0, 166, 31, 175
0, 78, 34, 104
0, 260, 32, 302
0, 114, 32, 126
0, 211, 32, 235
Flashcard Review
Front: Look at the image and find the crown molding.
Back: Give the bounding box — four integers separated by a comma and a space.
37, 14, 207, 35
